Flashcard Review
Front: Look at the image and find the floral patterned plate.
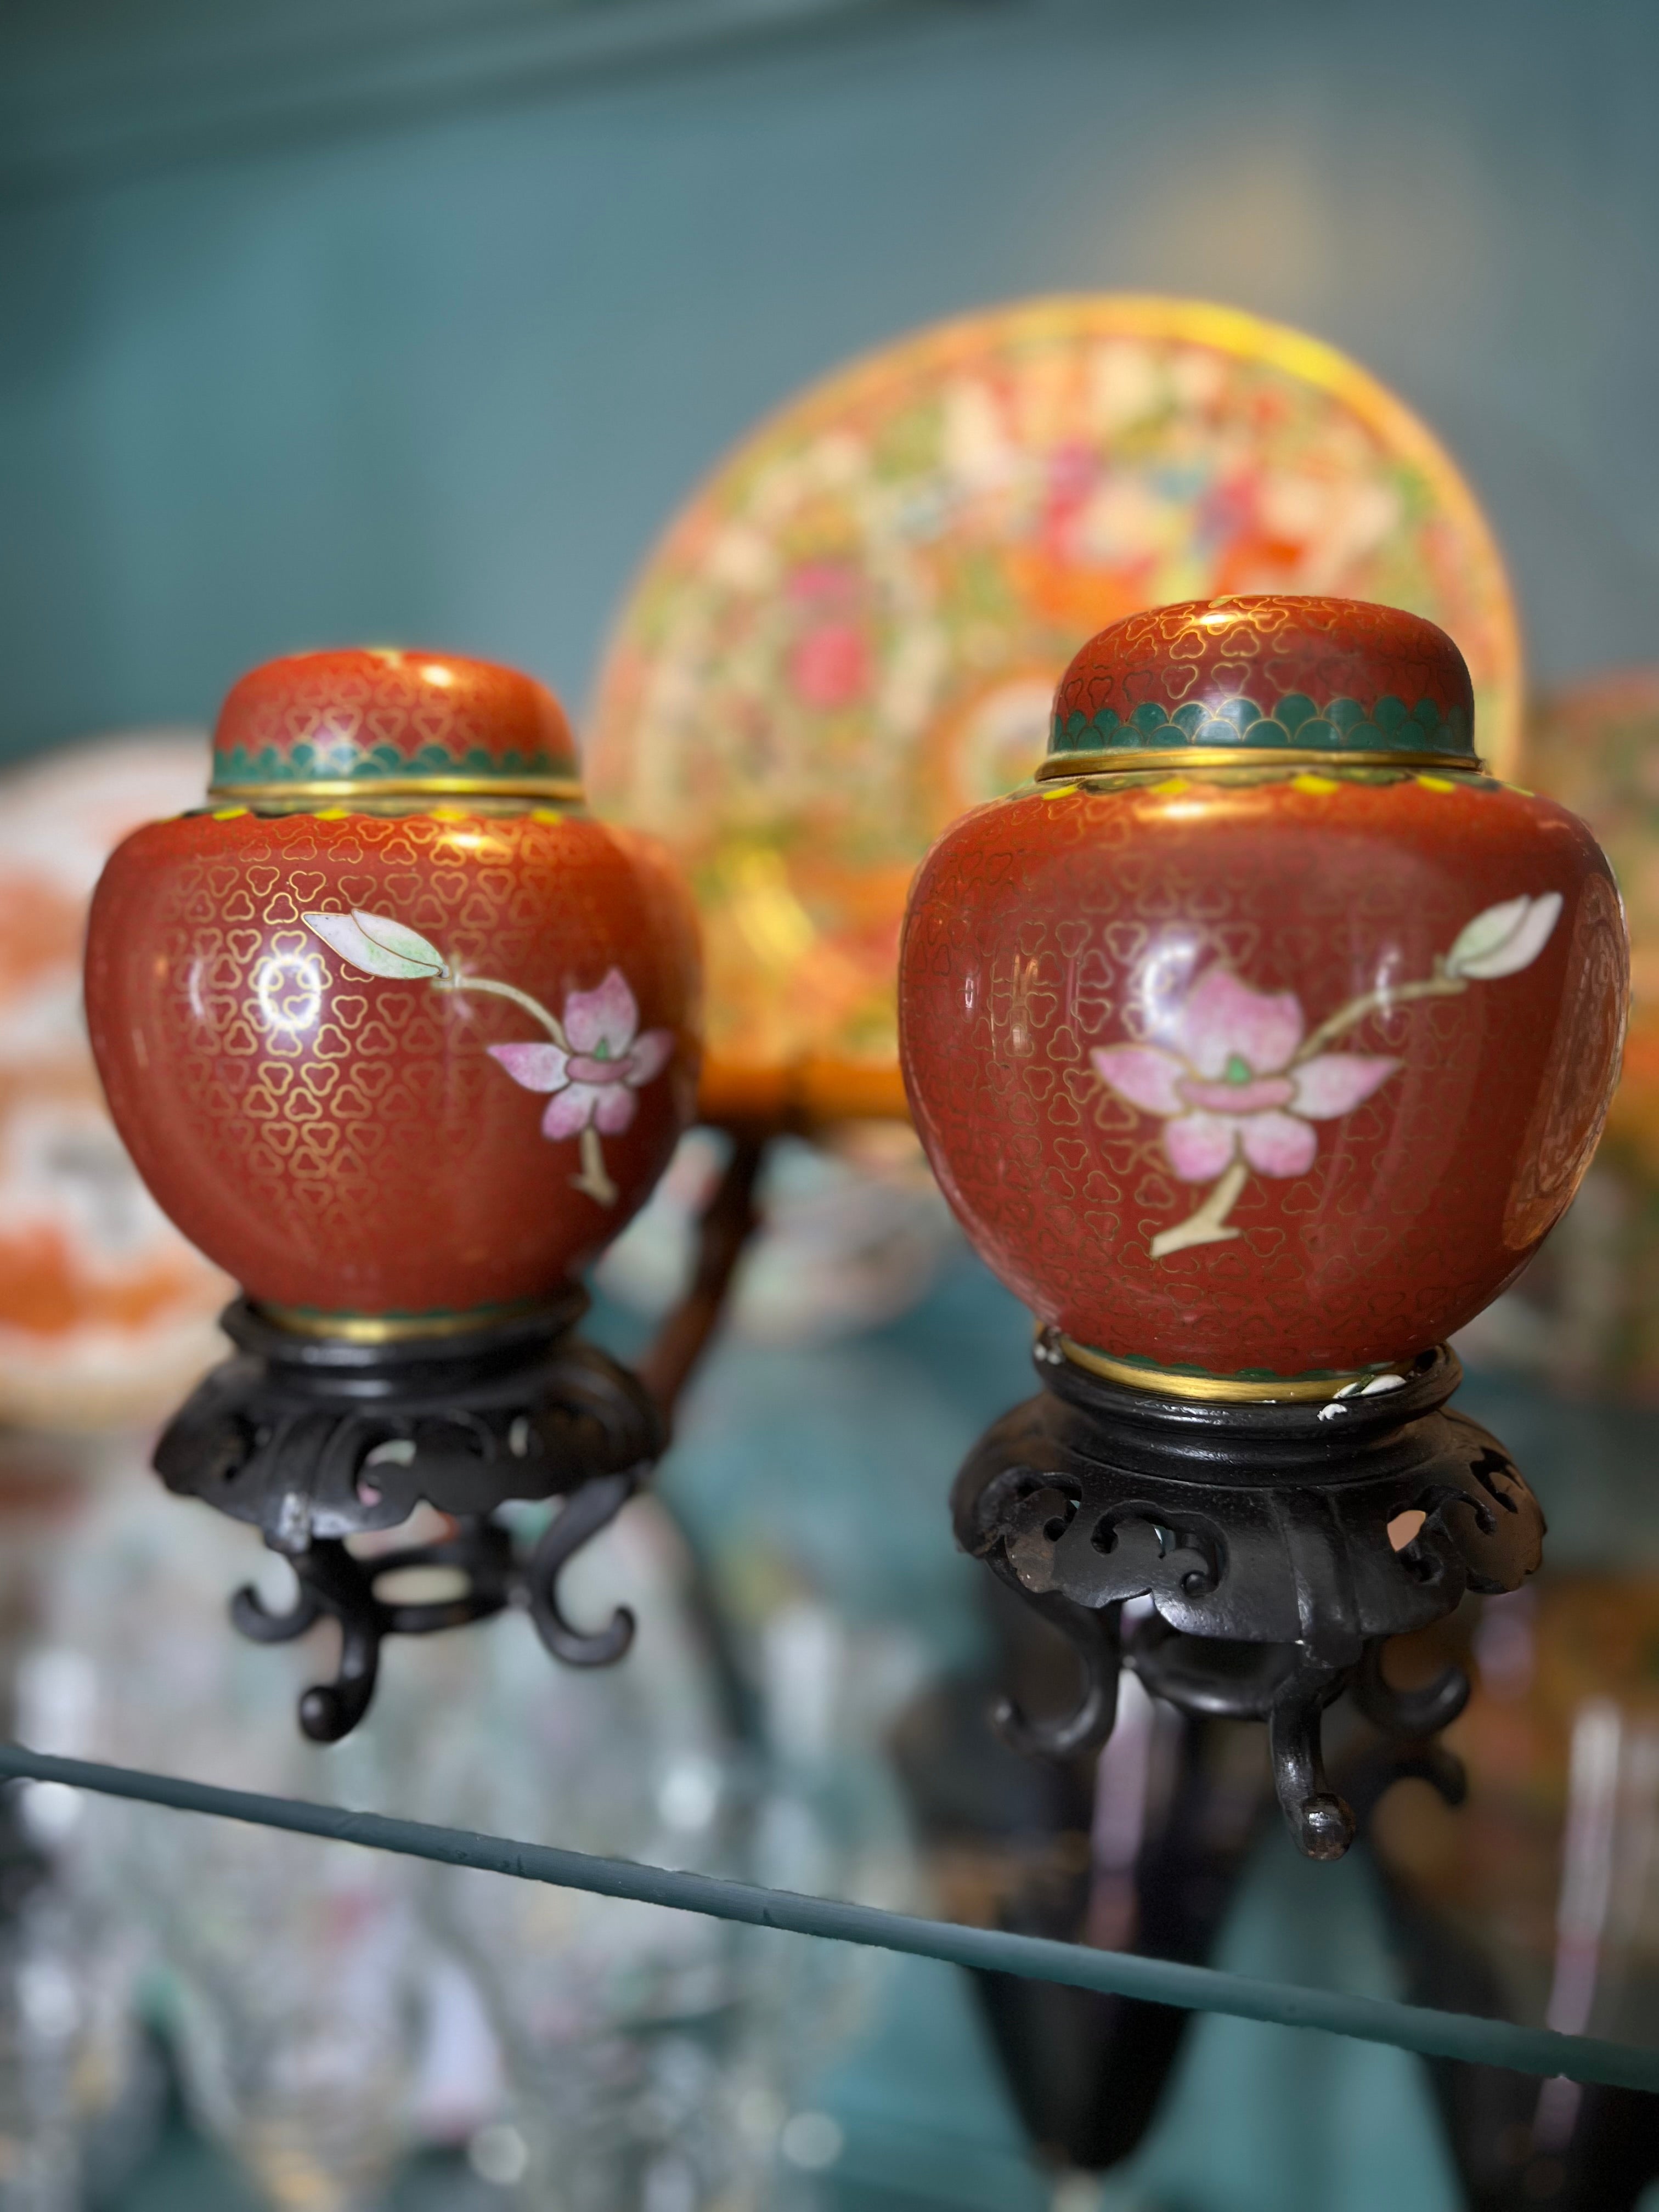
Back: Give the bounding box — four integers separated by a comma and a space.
587, 295, 1522, 1116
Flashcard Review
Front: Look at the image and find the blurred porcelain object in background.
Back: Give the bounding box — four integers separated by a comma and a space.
596, 1124, 959, 1346
0, 734, 231, 1431
1457, 670, 1659, 1397
590, 297, 1525, 1345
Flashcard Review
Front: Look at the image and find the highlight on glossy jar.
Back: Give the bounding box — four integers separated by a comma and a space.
898, 595, 1629, 1395
85, 648, 702, 1333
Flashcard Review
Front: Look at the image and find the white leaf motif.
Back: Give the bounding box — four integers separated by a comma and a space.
302, 909, 449, 981
1445, 893, 1562, 981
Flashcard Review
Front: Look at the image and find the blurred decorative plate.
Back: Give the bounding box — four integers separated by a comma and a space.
1526, 672, 1659, 1169
588, 295, 1522, 1114
1456, 674, 1659, 1395
0, 733, 233, 1429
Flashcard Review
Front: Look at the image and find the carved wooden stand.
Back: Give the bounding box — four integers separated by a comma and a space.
154, 1295, 661, 1741
953, 1333, 1543, 1859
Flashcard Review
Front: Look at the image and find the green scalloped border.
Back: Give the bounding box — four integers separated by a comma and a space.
1049, 692, 1472, 759
211, 738, 573, 784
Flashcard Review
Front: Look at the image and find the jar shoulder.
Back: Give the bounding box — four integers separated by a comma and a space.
910, 774, 1615, 913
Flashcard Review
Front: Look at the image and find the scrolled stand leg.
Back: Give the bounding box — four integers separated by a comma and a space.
230, 1539, 385, 1743
230, 1519, 522, 1742
524, 1471, 641, 1667
986, 1579, 1122, 1760
1351, 1635, 1470, 1741
148, 1135, 774, 1741
290, 1546, 383, 1745
230, 1571, 324, 1646
953, 1336, 1543, 1861
1265, 1664, 1352, 1862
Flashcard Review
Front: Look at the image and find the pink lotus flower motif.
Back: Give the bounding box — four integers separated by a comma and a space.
1091, 966, 1400, 1184
488, 970, 673, 1140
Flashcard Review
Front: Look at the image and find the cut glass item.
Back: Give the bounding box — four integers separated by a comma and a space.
588, 295, 1522, 1113
38, 1441, 879, 2211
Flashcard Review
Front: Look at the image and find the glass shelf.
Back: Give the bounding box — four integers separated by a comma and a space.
19, 1253, 1659, 2211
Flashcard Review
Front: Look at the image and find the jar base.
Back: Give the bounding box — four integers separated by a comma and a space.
1051, 1331, 1420, 1405
253, 1293, 574, 1345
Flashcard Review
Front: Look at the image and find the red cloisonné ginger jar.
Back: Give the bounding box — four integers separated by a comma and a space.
85, 648, 701, 1333
899, 595, 1630, 1396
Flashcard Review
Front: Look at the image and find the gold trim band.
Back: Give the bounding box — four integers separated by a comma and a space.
1035, 747, 1482, 782
1056, 1333, 1411, 1404
256, 1296, 568, 1344
208, 774, 585, 804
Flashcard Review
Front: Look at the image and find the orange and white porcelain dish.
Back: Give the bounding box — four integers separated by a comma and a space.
0, 732, 234, 1427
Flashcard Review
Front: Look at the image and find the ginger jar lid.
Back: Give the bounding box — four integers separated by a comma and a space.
1043, 595, 1477, 778
209, 647, 581, 801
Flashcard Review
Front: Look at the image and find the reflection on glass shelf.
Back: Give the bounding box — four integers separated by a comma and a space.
1372, 1575, 1659, 2206
20, 1251, 1659, 2212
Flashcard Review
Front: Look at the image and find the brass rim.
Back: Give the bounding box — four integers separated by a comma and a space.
1035, 748, 1483, 783
1056, 1333, 1413, 1404
256, 1297, 567, 1344
208, 774, 585, 804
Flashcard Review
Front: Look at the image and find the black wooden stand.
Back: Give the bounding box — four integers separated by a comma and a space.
952, 1333, 1542, 1858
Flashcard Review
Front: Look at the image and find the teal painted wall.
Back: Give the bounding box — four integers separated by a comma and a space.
2, 0, 1656, 760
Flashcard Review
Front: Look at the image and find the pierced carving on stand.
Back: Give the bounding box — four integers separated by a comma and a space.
955, 1336, 1543, 1860
1001, 1483, 1222, 1612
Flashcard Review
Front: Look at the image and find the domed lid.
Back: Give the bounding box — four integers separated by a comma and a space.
209, 647, 581, 799
1043, 596, 1477, 776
